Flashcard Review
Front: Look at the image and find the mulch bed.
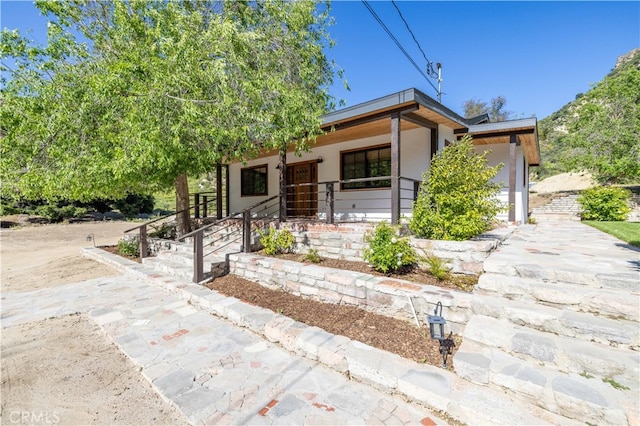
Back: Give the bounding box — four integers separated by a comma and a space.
105, 245, 462, 368
207, 273, 460, 369
101, 245, 141, 263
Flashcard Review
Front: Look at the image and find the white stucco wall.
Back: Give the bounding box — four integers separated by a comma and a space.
228, 127, 431, 219
474, 142, 528, 223
228, 128, 529, 223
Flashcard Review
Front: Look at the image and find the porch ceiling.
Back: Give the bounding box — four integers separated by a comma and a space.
315, 103, 466, 148
455, 120, 540, 166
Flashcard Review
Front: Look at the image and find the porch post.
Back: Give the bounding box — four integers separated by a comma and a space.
391, 112, 401, 225
430, 125, 438, 160
225, 165, 230, 217
509, 134, 517, 222
194, 193, 200, 219
216, 163, 223, 219
325, 182, 334, 224
279, 147, 287, 222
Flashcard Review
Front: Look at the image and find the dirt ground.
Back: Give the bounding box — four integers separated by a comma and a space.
1, 220, 188, 425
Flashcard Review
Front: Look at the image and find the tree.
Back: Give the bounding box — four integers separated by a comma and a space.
409, 136, 504, 241
463, 96, 512, 122
562, 65, 640, 185
1, 0, 338, 235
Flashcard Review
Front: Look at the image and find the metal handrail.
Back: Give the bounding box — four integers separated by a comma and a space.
180, 194, 279, 283
124, 195, 217, 233
178, 195, 278, 241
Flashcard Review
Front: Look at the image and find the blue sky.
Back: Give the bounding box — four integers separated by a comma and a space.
2, 1, 639, 119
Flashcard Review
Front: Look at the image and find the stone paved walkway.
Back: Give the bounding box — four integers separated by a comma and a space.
3, 220, 637, 425
1, 274, 444, 425
484, 221, 639, 291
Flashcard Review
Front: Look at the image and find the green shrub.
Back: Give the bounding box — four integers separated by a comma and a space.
34, 205, 64, 222
114, 194, 154, 218
149, 222, 177, 239
258, 227, 295, 255
117, 238, 140, 257
304, 249, 321, 263
34, 204, 87, 222
410, 135, 504, 240
362, 222, 416, 274
578, 187, 631, 221
423, 254, 450, 281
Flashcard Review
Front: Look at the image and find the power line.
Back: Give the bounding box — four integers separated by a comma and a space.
361, 0, 439, 95
391, 1, 431, 69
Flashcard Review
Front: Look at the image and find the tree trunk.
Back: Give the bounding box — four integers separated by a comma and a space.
174, 173, 192, 236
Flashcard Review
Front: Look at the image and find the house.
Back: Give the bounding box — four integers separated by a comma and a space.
226, 88, 540, 225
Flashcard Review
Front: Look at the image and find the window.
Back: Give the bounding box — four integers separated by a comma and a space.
241, 164, 268, 196
341, 145, 391, 190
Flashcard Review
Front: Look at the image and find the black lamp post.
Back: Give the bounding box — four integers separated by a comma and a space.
427, 301, 456, 368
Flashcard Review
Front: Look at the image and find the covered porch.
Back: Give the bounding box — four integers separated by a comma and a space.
229, 88, 540, 225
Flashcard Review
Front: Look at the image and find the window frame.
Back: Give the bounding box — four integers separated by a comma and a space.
240, 164, 268, 197
340, 144, 392, 191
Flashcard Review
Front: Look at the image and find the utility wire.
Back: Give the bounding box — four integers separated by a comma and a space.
391, 0, 439, 79
391, 1, 427, 64
361, 0, 438, 94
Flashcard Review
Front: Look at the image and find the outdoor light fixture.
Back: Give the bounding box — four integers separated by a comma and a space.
427, 301, 446, 340
317, 156, 324, 163
86, 233, 96, 247
427, 301, 456, 368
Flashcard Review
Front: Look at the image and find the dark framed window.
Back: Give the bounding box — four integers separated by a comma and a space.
241, 164, 268, 196
341, 145, 391, 190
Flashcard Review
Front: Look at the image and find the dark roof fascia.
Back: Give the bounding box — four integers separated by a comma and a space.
322, 88, 470, 128
467, 114, 491, 125
466, 117, 538, 134
411, 88, 471, 126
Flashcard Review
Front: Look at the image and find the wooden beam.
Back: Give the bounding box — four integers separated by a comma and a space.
391, 112, 401, 225
401, 112, 438, 129
509, 134, 517, 222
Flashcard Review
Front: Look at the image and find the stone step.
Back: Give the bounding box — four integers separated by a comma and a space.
459, 315, 640, 389
477, 273, 639, 322
471, 292, 639, 348
483, 256, 639, 290
142, 256, 196, 281
453, 339, 638, 425
142, 252, 227, 282
531, 195, 582, 217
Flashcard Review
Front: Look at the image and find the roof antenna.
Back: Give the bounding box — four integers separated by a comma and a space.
427, 62, 444, 103
437, 63, 443, 103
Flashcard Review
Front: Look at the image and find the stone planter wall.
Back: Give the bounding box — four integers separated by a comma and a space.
277, 222, 512, 275
228, 253, 475, 334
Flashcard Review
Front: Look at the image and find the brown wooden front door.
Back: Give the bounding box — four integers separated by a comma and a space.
286, 161, 318, 217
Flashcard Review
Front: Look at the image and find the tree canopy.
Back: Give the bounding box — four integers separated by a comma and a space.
1, 0, 340, 232
562, 64, 640, 184
462, 96, 513, 122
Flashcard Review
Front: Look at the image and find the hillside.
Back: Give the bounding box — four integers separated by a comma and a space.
533, 48, 640, 181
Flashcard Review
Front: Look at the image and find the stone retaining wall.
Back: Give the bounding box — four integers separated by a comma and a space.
277, 222, 512, 275
228, 253, 474, 334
